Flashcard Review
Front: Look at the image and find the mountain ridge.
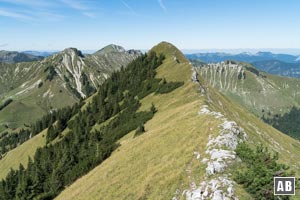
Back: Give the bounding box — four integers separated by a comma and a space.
252, 59, 300, 77
0, 50, 43, 63
187, 51, 300, 78
0, 44, 141, 132
186, 51, 300, 63
55, 42, 300, 199
1, 42, 300, 200
195, 60, 300, 138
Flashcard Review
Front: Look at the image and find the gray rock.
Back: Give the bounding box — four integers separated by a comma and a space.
192, 68, 199, 82
194, 151, 201, 160
212, 190, 223, 200
227, 186, 234, 197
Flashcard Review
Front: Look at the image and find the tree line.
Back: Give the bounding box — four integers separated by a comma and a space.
0, 104, 81, 159
234, 143, 292, 200
0, 51, 184, 199
262, 107, 300, 139
0, 99, 13, 111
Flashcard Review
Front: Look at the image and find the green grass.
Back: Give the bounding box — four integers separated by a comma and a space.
0, 128, 46, 179
0, 76, 78, 132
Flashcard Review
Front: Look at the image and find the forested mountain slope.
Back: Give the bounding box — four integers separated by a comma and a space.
252, 59, 300, 78
0, 44, 140, 132
0, 42, 181, 199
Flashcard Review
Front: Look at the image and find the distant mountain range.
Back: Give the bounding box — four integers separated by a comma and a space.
0, 51, 43, 63
186, 52, 300, 78
186, 51, 300, 63
22, 51, 57, 57
0, 44, 141, 131
0, 48, 139, 63
252, 60, 300, 77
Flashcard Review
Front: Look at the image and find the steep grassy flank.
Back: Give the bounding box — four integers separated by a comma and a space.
56, 42, 211, 200
57, 42, 300, 200
0, 69, 77, 132
199, 76, 300, 198
0, 129, 46, 179
197, 73, 300, 172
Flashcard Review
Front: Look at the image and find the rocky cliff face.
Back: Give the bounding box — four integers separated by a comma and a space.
0, 45, 141, 131
197, 61, 300, 117
200, 61, 245, 92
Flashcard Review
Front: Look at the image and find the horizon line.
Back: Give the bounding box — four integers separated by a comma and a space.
2, 48, 300, 55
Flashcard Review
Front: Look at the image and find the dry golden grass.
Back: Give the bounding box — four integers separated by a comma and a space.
57, 86, 209, 200
57, 43, 215, 200
0, 129, 46, 179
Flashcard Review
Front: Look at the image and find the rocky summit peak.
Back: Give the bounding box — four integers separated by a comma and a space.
61, 47, 84, 57
151, 41, 188, 63
94, 44, 126, 55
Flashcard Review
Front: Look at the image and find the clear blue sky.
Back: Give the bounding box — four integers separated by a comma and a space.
0, 0, 300, 51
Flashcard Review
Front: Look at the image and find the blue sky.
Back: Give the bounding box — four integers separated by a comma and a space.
0, 0, 300, 52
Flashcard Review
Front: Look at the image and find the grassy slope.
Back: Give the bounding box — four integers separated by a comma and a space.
56, 42, 300, 200
55, 42, 241, 199
199, 75, 300, 199
0, 75, 77, 133
56, 42, 210, 199
0, 129, 46, 179
198, 73, 300, 172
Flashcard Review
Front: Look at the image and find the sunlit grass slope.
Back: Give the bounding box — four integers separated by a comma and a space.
56, 42, 214, 199
53, 42, 300, 199
0, 129, 46, 179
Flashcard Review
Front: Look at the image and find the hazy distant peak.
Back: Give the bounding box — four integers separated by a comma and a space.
239, 52, 254, 56
95, 44, 126, 55
22, 51, 56, 57
255, 51, 273, 56
0, 50, 43, 63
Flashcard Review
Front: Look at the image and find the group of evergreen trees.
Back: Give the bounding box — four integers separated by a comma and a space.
262, 107, 300, 139
0, 129, 30, 158
0, 99, 13, 111
0, 51, 184, 199
44, 65, 57, 81
81, 72, 96, 96
234, 143, 292, 200
0, 105, 80, 159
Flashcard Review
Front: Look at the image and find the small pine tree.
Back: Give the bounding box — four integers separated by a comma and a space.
135, 123, 145, 137
150, 103, 157, 114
